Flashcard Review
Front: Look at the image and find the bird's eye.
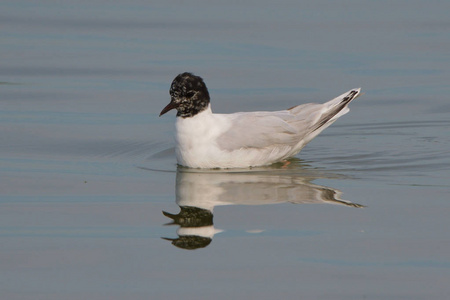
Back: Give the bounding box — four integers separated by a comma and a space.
186, 91, 195, 98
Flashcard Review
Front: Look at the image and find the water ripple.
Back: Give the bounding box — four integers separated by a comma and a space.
309, 118, 450, 185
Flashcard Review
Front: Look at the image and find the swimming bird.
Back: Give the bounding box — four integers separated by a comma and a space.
160, 72, 361, 169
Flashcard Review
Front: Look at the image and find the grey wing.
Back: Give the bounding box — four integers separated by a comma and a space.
216, 108, 316, 151
216, 88, 361, 151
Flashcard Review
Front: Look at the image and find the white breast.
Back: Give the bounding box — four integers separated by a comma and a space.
175, 105, 233, 168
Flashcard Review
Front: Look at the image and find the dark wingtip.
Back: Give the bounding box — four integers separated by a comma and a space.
342, 89, 361, 103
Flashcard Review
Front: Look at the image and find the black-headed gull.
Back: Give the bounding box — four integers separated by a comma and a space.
160, 72, 361, 169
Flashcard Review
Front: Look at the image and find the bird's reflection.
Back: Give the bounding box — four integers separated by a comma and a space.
162, 160, 363, 250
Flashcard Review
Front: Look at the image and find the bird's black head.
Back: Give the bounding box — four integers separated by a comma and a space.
159, 72, 210, 118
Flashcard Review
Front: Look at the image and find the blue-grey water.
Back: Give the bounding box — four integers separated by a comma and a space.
1, 1, 450, 299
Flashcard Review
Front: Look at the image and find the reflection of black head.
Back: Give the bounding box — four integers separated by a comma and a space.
163, 206, 213, 227
162, 236, 212, 250
162, 206, 215, 250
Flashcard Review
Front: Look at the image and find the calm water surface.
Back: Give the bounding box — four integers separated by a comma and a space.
1, 1, 449, 299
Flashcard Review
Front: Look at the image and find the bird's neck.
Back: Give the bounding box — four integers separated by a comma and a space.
177, 103, 212, 119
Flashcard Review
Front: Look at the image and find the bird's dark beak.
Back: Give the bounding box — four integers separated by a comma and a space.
159, 99, 179, 117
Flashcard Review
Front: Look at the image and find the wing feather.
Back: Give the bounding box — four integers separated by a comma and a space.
216, 88, 361, 152
217, 108, 315, 151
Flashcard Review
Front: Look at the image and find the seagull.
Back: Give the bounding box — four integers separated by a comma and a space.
160, 72, 361, 169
